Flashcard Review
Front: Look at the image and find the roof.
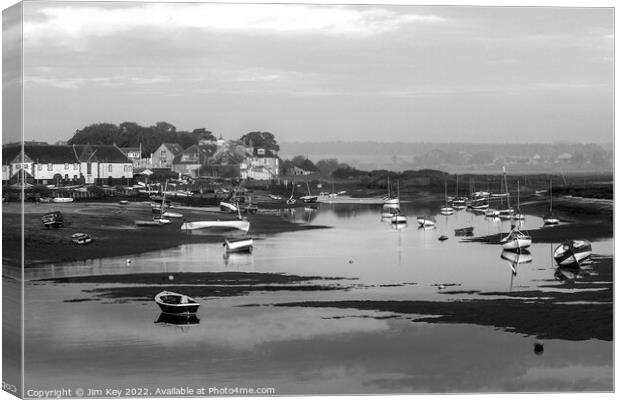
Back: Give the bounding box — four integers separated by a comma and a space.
160, 143, 184, 155
120, 147, 140, 153
2, 144, 130, 164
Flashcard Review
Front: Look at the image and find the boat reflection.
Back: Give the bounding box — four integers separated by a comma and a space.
501, 250, 532, 291
154, 313, 200, 332
223, 251, 255, 270
554, 266, 583, 283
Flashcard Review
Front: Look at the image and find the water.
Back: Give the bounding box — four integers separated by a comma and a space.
20, 202, 613, 394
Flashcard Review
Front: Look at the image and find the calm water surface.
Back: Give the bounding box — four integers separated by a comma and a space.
21, 202, 613, 393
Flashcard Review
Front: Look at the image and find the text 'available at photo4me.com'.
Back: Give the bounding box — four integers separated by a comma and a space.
23, 386, 277, 398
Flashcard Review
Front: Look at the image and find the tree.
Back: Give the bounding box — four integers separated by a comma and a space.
239, 131, 280, 152
68, 123, 120, 145
316, 159, 340, 176
192, 128, 216, 142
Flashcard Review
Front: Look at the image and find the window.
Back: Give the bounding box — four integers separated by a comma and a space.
108, 164, 112, 172
47, 164, 53, 171
161, 150, 166, 157
37, 164, 42, 171
64, 163, 69, 169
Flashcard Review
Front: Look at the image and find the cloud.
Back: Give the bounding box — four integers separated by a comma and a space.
23, 3, 447, 44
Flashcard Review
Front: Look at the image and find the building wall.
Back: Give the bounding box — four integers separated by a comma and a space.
151, 146, 177, 168
172, 163, 201, 178
241, 157, 279, 180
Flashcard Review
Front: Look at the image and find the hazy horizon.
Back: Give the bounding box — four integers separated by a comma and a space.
3, 2, 614, 145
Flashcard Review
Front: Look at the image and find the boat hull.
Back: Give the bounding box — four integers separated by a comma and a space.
553, 240, 592, 266
416, 217, 436, 227
501, 235, 532, 251
155, 291, 200, 315
224, 238, 254, 253
181, 220, 250, 232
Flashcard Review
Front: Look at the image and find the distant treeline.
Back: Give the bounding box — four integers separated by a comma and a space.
280, 141, 612, 172
68, 122, 216, 156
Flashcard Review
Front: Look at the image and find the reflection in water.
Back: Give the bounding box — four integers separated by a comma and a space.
500, 250, 532, 291
155, 313, 201, 332
22, 201, 614, 393
222, 252, 255, 271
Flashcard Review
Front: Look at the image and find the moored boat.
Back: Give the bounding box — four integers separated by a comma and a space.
416, 216, 436, 227
41, 211, 64, 228
543, 180, 560, 225
181, 219, 250, 232
391, 214, 407, 224
71, 232, 93, 245
52, 197, 73, 203
155, 291, 200, 315
553, 240, 592, 267
454, 226, 474, 235
220, 201, 239, 213
223, 237, 254, 253
500, 228, 532, 251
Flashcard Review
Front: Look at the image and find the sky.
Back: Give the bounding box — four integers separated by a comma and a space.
1, 1, 615, 144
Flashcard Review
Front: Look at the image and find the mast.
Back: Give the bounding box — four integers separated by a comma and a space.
455, 175, 458, 197
444, 175, 448, 206
549, 179, 553, 212
161, 179, 168, 215
387, 175, 391, 198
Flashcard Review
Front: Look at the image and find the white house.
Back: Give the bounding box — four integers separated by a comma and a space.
240, 147, 279, 180
2, 143, 133, 185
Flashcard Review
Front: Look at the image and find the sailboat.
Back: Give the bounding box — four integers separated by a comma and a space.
439, 175, 454, 215
542, 180, 560, 225
451, 175, 467, 209
499, 167, 531, 252
512, 180, 525, 221
383, 176, 400, 206
390, 181, 407, 224
286, 181, 297, 205
300, 181, 318, 203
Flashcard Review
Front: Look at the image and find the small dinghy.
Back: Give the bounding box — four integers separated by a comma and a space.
438, 235, 449, 241
553, 240, 592, 267
119, 200, 129, 205
71, 232, 93, 245
41, 211, 64, 228
153, 216, 172, 224
223, 237, 254, 253
155, 291, 200, 315
220, 201, 239, 213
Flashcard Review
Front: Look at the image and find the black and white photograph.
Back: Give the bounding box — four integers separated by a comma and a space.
1, 0, 614, 397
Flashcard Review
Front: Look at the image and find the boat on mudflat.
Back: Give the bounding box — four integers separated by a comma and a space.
155, 291, 200, 315
223, 237, 254, 253
71, 232, 93, 245
181, 219, 250, 232
553, 240, 592, 267
41, 211, 64, 228
454, 226, 474, 235
219, 201, 238, 213
52, 197, 74, 203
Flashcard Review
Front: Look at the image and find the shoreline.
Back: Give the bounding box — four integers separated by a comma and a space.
2, 201, 329, 267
